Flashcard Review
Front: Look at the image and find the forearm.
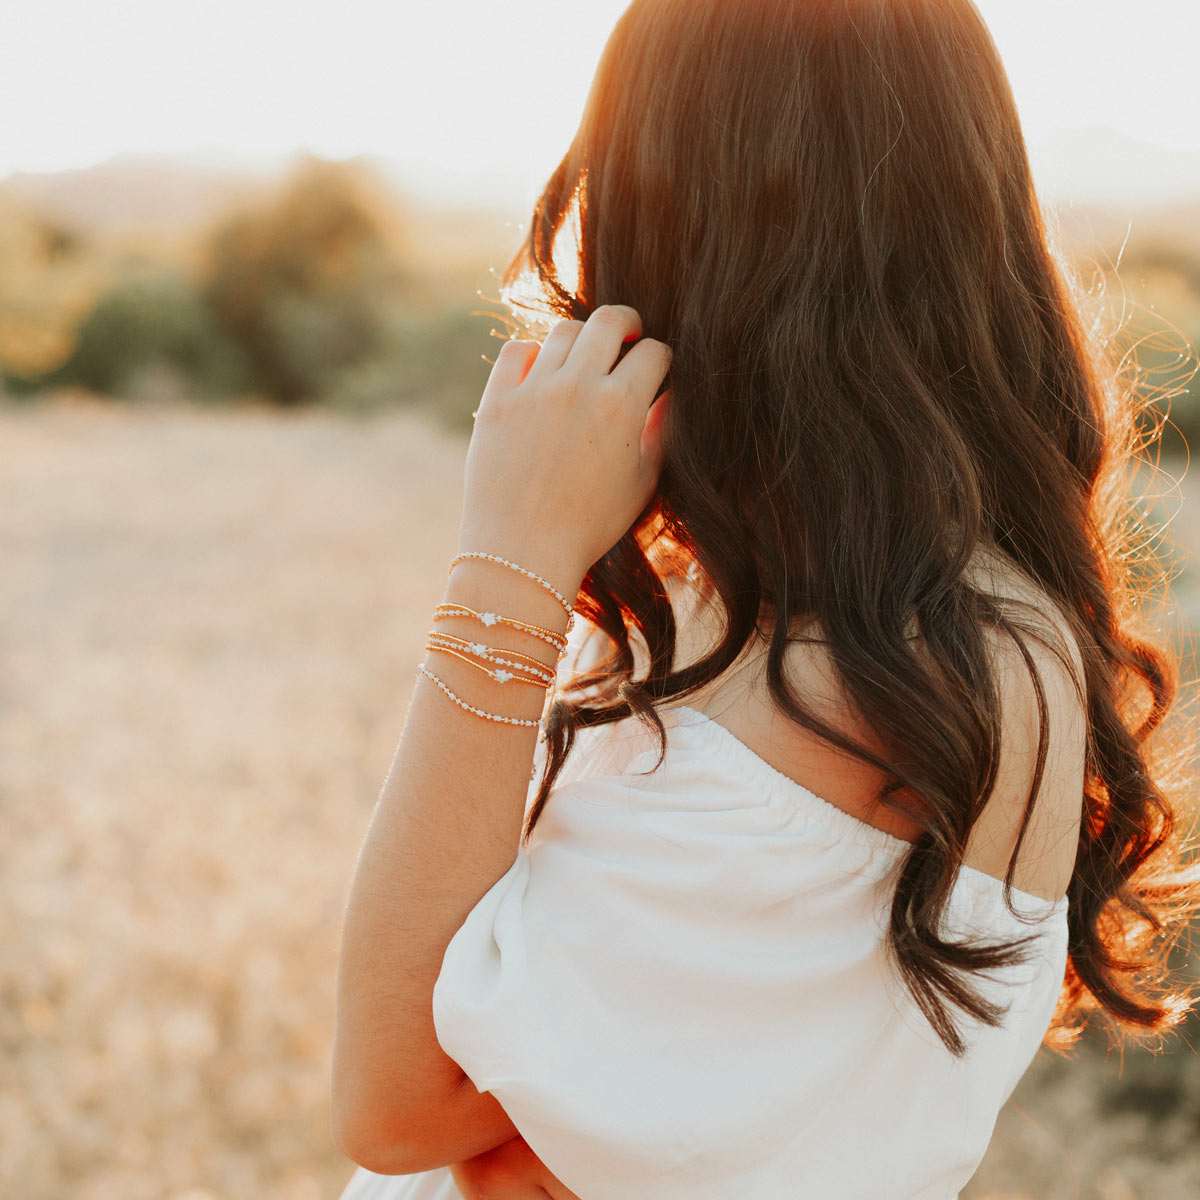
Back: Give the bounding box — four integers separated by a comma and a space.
332, 301, 670, 1172
332, 541, 586, 1155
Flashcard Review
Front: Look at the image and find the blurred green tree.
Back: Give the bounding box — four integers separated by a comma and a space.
322, 302, 502, 428
42, 269, 250, 398
201, 155, 417, 404
0, 194, 102, 384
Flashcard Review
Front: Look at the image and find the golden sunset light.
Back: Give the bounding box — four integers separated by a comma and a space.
2, 0, 1197, 206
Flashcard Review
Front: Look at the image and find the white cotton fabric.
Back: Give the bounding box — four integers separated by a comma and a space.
339, 701, 1070, 1200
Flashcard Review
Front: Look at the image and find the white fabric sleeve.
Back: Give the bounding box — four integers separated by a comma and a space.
429, 715, 1070, 1200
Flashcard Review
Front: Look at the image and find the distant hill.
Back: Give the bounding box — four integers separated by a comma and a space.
0, 153, 523, 281
1029, 126, 1200, 212
1053, 197, 1200, 266
0, 154, 282, 236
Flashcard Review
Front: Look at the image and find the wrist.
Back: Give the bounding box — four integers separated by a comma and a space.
442, 561, 578, 654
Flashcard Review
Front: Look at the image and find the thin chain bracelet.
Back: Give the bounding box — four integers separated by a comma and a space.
417, 665, 543, 728
432, 603, 568, 659
426, 641, 553, 687
426, 633, 557, 684
448, 552, 576, 633
427, 641, 554, 687
428, 629, 557, 671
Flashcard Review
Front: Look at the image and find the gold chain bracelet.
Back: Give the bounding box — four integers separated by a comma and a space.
420, 551, 575, 730
425, 640, 554, 687
426, 632, 557, 683
431, 603, 568, 658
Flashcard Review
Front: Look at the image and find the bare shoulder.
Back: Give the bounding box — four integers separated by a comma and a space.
961, 547, 1087, 901
657, 543, 1087, 900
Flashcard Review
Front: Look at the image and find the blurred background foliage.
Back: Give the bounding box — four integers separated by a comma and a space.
3, 153, 1196, 448
0, 155, 507, 427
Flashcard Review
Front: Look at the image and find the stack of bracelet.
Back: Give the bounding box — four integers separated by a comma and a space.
416, 551, 574, 733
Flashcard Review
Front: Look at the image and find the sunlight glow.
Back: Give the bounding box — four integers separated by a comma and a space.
1, 0, 1196, 208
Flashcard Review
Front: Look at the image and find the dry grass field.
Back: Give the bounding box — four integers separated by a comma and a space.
4, 394, 1199, 1199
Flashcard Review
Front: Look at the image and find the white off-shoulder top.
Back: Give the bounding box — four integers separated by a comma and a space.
339, 686, 1070, 1200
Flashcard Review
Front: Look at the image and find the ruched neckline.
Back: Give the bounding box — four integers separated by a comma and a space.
658, 704, 1069, 918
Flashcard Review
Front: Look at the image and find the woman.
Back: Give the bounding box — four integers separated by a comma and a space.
332, 0, 1200, 1196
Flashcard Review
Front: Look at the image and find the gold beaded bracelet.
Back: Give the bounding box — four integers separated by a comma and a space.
421, 552, 575, 729
431, 603, 569, 659
426, 632, 557, 684
425, 640, 554, 688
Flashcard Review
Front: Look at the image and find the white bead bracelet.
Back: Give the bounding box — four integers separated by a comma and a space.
448, 551, 576, 633
417, 665, 543, 728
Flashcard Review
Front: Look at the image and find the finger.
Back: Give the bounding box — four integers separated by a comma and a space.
488, 338, 541, 390
522, 318, 585, 379
610, 335, 672, 407
564, 304, 642, 376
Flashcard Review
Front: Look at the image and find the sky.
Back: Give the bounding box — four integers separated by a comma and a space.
3, 0, 1197, 210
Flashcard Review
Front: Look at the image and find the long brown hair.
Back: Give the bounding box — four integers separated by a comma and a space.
497, 0, 1200, 1057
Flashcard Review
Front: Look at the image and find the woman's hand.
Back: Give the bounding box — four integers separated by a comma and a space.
456, 304, 672, 591
449, 1134, 584, 1200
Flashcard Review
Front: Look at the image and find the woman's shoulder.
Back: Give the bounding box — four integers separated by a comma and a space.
655, 542, 1087, 902
554, 543, 1086, 902
958, 546, 1088, 902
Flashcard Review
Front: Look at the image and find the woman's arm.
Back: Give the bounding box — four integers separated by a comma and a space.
332, 551, 582, 1172
451, 1134, 585, 1200
331, 305, 672, 1174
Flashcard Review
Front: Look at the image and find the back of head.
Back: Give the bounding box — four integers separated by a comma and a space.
515, 0, 1106, 615
506, 0, 1200, 1059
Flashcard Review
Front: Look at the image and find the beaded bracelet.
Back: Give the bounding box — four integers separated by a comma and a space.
421, 551, 575, 729
426, 640, 554, 687
448, 552, 576, 634
432, 603, 569, 659
417, 665, 543, 728
426, 632, 557, 684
